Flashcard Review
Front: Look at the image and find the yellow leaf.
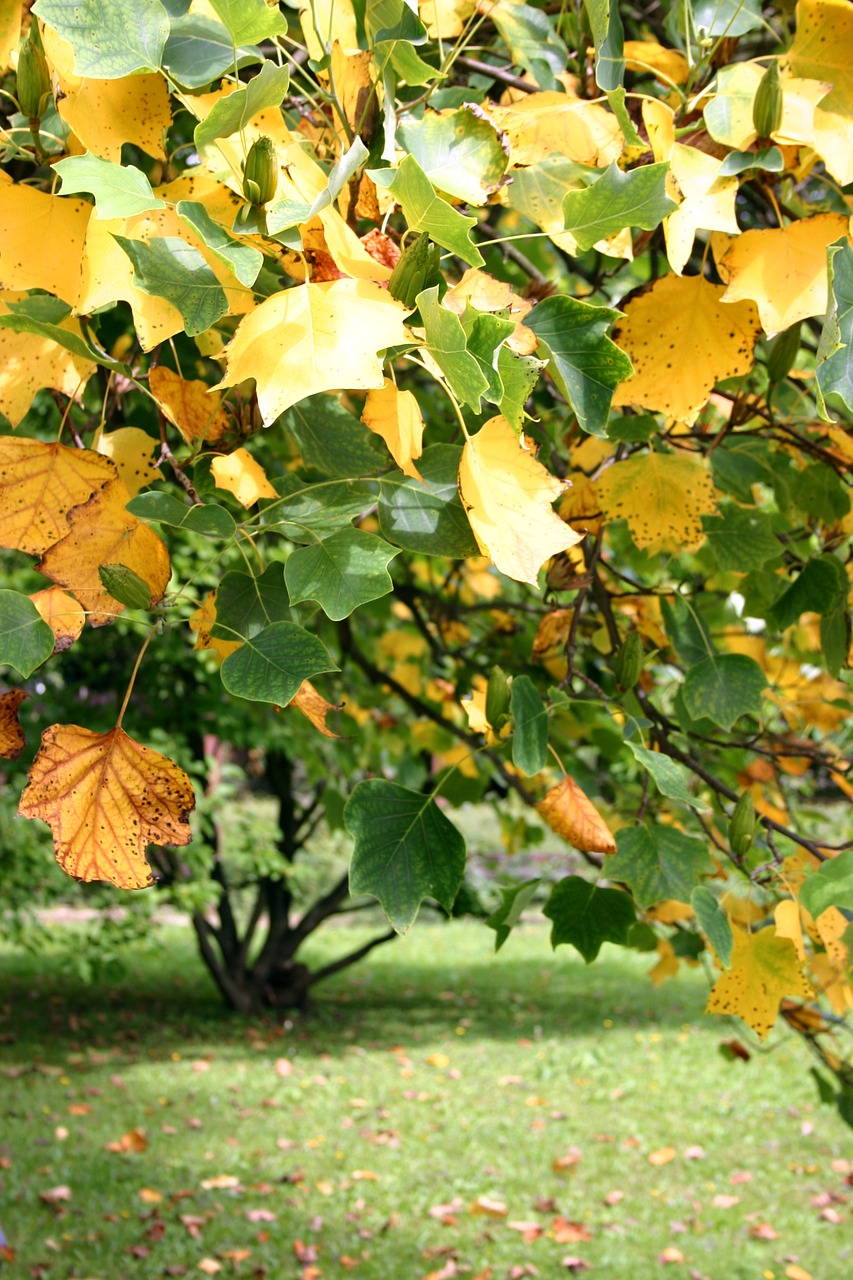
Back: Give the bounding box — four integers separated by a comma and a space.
148, 366, 230, 448
648, 1146, 677, 1166
458, 415, 581, 585
361, 379, 425, 478
536, 776, 616, 854
469, 1195, 507, 1218
612, 274, 762, 424
216, 280, 411, 426
0, 1, 21, 72
37, 479, 172, 625
0, 438, 115, 556
485, 91, 623, 167
420, 0, 475, 38
774, 899, 805, 962
649, 937, 680, 985
0, 290, 95, 427
189, 592, 242, 664
18, 725, 195, 889
0, 688, 26, 761
291, 679, 342, 738
713, 215, 852, 336
663, 144, 740, 276
596, 451, 719, 553
300, 0, 358, 60
95, 428, 163, 499
531, 609, 573, 665
706, 924, 814, 1041
624, 40, 689, 85
30, 587, 86, 653
788, 0, 853, 120
212, 447, 277, 507
0, 181, 91, 304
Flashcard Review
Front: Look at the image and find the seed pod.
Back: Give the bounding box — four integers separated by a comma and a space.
98, 563, 153, 611
16, 28, 52, 122
753, 60, 784, 139
766, 322, 801, 385
614, 629, 644, 691
485, 666, 511, 729
241, 136, 278, 207
387, 233, 438, 309
728, 791, 756, 857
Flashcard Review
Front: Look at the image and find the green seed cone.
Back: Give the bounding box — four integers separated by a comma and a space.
728, 791, 757, 857
242, 136, 278, 207
753, 61, 784, 140
17, 30, 52, 122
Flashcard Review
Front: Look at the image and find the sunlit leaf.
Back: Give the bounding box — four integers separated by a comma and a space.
596, 451, 719, 553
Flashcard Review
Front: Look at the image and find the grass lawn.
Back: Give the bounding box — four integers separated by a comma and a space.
0, 919, 850, 1280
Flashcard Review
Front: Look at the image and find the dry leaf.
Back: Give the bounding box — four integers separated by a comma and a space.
37, 479, 171, 624
0, 689, 26, 760
105, 1127, 148, 1153
458, 415, 581, 586
648, 1147, 677, 1166
612, 274, 762, 424
361, 378, 425, 478
148, 366, 230, 448
707, 924, 814, 1040
537, 776, 616, 854
30, 587, 86, 653
216, 279, 411, 426
212, 448, 277, 507
0, 438, 115, 556
469, 1195, 508, 1217
18, 724, 195, 890
596, 451, 718, 553
291, 680, 342, 737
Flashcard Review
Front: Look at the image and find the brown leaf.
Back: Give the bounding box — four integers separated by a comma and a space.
39, 1185, 72, 1205
18, 725, 195, 889
537, 776, 616, 854
552, 1218, 592, 1243
0, 438, 115, 556
149, 366, 230, 447
0, 689, 26, 760
291, 681, 342, 738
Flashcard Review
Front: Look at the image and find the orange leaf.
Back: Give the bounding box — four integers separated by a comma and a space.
0, 438, 115, 556
148, 366, 230, 448
0, 688, 26, 760
647, 1146, 677, 1166
37, 479, 171, 625
18, 725, 195, 890
291, 680, 342, 737
30, 587, 86, 653
536, 776, 616, 854
469, 1195, 507, 1217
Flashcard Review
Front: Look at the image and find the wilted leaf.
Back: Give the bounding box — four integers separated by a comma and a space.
18, 725, 195, 889
458, 415, 581, 585
291, 680, 342, 737
537, 776, 616, 854
189, 592, 242, 664
0, 688, 26, 760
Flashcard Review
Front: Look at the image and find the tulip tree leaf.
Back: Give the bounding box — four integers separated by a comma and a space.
34, 0, 170, 77
113, 236, 228, 336
526, 295, 632, 437
607, 826, 714, 911
682, 654, 767, 731
220, 621, 337, 705
346, 779, 467, 933
562, 162, 677, 251
54, 154, 165, 219
284, 529, 399, 620
544, 875, 635, 963
370, 155, 484, 267
0, 590, 55, 677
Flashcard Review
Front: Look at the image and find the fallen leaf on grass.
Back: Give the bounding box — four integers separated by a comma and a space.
469, 1195, 507, 1218
352, 1169, 379, 1181
748, 1221, 779, 1239
552, 1218, 592, 1243
785, 1267, 813, 1280
712, 1194, 739, 1209
106, 1127, 148, 1153
684, 1145, 706, 1160
429, 1197, 463, 1223
603, 1190, 624, 1205
507, 1221, 543, 1242
201, 1175, 240, 1190
246, 1208, 277, 1223
427, 1053, 450, 1068
659, 1246, 685, 1263
274, 1057, 293, 1077
139, 1188, 163, 1204
553, 1147, 582, 1172
39, 1185, 72, 1205
562, 1259, 591, 1274
197, 1261, 221, 1276
648, 1147, 677, 1166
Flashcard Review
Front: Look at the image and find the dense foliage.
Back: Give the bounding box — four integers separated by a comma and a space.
1, 0, 852, 1116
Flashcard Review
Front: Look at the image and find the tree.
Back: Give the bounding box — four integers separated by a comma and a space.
1, 0, 852, 1120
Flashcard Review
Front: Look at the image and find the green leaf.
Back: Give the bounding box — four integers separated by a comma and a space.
543, 875, 635, 963
127, 492, 237, 539
33, 0, 169, 77
416, 286, 490, 410
220, 621, 337, 705
510, 675, 548, 776
769, 556, 848, 630
497, 346, 544, 431
691, 0, 764, 36
54, 154, 165, 219
285, 396, 390, 478
0, 311, 129, 376
193, 61, 290, 150
284, 529, 398, 620
526, 295, 632, 437
607, 826, 713, 911
606, 413, 657, 444
583, 0, 625, 92
691, 886, 734, 967
207, 0, 287, 43
378, 444, 479, 557
486, 879, 541, 951
370, 155, 484, 268
660, 594, 716, 666
113, 235, 228, 337
345, 779, 467, 933
460, 307, 515, 408
396, 107, 508, 206
718, 146, 784, 176
176, 201, 263, 288
682, 654, 766, 730
508, 156, 595, 237
626, 741, 697, 807
0, 591, 55, 677
490, 0, 568, 92
821, 602, 851, 679
799, 850, 853, 919
267, 137, 369, 235
701, 503, 780, 571
791, 461, 851, 523
816, 238, 853, 420
263, 479, 377, 540
161, 14, 261, 88
210, 563, 291, 641
562, 162, 677, 252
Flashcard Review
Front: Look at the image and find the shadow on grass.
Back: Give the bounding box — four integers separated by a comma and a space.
1, 921, 708, 1065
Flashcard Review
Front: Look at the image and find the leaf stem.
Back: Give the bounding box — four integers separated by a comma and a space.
116, 628, 157, 729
